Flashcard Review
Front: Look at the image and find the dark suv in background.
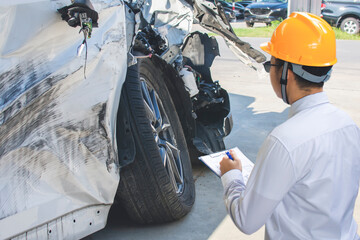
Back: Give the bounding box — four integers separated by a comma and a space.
244, 0, 288, 27
321, 0, 360, 35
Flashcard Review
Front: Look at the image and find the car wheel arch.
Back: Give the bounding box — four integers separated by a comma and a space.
116, 56, 196, 169
149, 56, 197, 144
337, 14, 360, 28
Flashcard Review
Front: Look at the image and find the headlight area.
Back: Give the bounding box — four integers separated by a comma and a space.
269, 8, 287, 20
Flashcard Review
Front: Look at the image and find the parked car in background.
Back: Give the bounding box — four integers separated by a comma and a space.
321, 0, 360, 35
206, 0, 235, 21
218, 0, 245, 20
234, 2, 246, 19
244, 0, 288, 27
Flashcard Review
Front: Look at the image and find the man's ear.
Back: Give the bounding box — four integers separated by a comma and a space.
287, 68, 296, 86
285, 68, 297, 104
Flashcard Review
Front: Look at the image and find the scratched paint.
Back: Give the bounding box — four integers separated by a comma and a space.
0, 0, 260, 238
0, 1, 128, 238
0, 0, 198, 238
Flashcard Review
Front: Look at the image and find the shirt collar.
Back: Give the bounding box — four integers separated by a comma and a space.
288, 92, 329, 118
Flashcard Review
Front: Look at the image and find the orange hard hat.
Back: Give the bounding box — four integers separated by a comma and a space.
260, 12, 337, 67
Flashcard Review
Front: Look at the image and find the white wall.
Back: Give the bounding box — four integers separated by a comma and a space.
288, 0, 322, 16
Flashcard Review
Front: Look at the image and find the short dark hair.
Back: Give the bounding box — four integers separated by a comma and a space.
274, 58, 332, 91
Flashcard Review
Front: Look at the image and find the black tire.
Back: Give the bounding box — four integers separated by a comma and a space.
246, 22, 254, 27
340, 17, 360, 35
266, 23, 271, 27
116, 58, 195, 224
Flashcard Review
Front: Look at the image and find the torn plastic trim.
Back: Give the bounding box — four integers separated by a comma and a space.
182, 31, 220, 83
116, 79, 136, 168
191, 84, 232, 154
181, 30, 232, 155
223, 112, 233, 137
192, 113, 232, 155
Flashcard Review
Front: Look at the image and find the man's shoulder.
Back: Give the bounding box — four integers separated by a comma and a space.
270, 104, 358, 152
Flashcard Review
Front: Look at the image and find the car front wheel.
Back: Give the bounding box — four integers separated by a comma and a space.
340, 17, 360, 35
116, 58, 195, 224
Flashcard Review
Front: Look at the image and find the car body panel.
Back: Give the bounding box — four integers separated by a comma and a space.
0, 0, 264, 238
0, 1, 129, 238
321, 0, 360, 27
0, 0, 195, 238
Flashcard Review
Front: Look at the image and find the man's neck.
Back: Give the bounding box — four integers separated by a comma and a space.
289, 88, 323, 105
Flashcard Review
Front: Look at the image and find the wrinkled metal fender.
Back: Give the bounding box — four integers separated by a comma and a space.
0, 2, 128, 238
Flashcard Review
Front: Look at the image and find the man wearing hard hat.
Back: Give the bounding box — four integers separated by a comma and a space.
220, 12, 360, 240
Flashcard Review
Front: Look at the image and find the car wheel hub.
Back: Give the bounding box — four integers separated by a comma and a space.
344, 20, 357, 34
140, 78, 184, 194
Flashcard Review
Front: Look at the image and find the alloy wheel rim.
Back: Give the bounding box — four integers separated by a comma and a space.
344, 20, 357, 34
140, 77, 184, 194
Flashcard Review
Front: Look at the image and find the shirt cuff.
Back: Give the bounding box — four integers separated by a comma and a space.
221, 169, 244, 188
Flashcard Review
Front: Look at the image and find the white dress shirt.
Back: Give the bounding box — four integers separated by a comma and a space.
222, 92, 360, 240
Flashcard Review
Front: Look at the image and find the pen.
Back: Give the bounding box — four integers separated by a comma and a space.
226, 151, 233, 160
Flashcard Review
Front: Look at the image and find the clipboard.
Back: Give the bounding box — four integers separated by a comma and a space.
198, 147, 254, 185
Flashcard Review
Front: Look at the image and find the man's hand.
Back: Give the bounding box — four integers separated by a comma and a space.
220, 149, 242, 176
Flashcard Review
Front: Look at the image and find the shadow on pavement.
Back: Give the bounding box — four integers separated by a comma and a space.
86, 93, 289, 240
225, 93, 288, 161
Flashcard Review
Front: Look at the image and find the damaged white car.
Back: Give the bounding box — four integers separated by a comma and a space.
0, 0, 265, 239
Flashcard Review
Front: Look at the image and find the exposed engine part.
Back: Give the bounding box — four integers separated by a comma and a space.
182, 32, 230, 125
179, 67, 199, 97
192, 81, 223, 111
58, 2, 99, 79
133, 25, 167, 56
161, 45, 181, 65
57, 1, 98, 28
192, 81, 230, 124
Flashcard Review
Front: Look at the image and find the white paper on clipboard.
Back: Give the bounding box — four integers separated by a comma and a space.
198, 147, 254, 185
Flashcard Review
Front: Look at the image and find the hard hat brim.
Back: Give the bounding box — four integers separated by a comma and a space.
260, 42, 271, 56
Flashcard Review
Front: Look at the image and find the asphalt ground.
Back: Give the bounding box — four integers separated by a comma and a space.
87, 24, 360, 240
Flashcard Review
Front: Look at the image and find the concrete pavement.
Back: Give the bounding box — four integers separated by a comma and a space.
87, 25, 360, 240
